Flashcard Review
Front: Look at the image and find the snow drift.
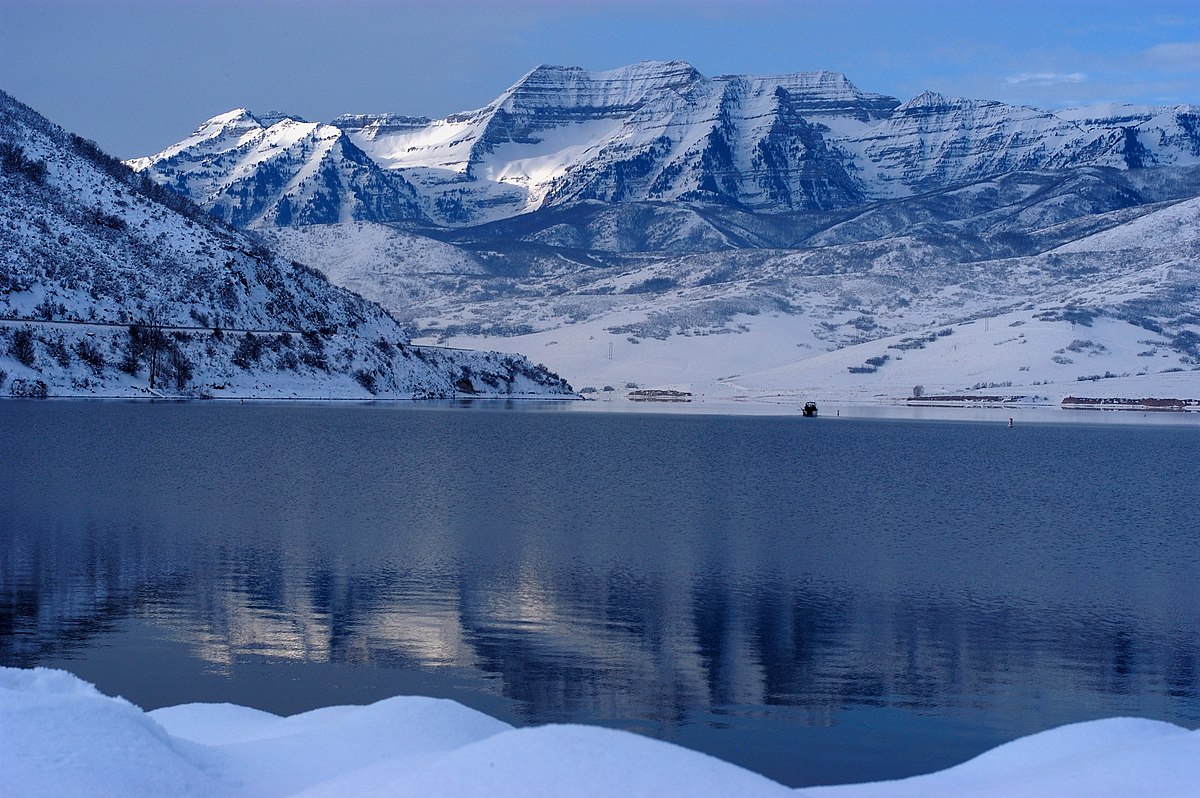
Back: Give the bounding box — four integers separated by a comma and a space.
2, 667, 1197, 798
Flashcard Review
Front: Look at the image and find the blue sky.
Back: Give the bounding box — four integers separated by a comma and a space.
1, 0, 1198, 158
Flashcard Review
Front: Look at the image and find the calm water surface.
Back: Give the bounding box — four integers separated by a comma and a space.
1, 400, 1198, 787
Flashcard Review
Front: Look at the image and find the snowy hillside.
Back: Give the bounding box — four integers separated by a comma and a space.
134, 61, 1200, 226
0, 89, 575, 400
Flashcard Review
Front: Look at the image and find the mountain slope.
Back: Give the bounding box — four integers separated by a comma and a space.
0, 89, 573, 399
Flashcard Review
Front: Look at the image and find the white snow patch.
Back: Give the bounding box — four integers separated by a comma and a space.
2, 668, 1198, 798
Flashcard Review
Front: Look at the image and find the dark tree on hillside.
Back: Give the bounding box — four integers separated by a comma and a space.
120, 326, 147, 375
121, 308, 168, 386
167, 345, 193, 391
75, 339, 106, 375
10, 327, 36, 367
0, 141, 46, 183
144, 307, 166, 389
232, 332, 264, 369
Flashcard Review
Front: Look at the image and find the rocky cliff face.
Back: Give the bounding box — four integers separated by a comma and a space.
846, 92, 1097, 191
131, 61, 1200, 227
534, 73, 871, 212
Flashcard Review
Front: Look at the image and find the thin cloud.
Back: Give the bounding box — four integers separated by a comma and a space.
1145, 41, 1200, 72
1150, 15, 1190, 27
1006, 71, 1087, 86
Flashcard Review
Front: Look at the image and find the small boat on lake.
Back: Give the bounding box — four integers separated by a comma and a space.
802, 401, 818, 417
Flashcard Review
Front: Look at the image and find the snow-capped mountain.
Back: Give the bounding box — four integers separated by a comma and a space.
134, 61, 1200, 226
128, 109, 427, 228
128, 61, 1200, 405
0, 89, 573, 399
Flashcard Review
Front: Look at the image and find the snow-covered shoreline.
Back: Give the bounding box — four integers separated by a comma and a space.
2, 667, 1196, 797
6, 391, 1200, 429
545, 394, 1200, 428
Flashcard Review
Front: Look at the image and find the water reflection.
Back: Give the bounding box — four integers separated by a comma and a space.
1, 401, 1198, 786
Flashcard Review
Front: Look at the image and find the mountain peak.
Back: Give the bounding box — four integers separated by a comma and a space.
193, 108, 265, 138
190, 109, 310, 136
898, 90, 955, 111
594, 59, 702, 81
131, 105, 427, 228
498, 60, 704, 102
517, 60, 702, 83
255, 111, 308, 127
209, 107, 257, 125
721, 69, 857, 91
717, 69, 900, 120
331, 113, 432, 133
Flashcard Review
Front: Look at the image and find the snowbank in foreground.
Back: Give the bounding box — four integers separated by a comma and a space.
2, 668, 1197, 798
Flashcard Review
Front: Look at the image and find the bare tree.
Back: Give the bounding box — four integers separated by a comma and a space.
145, 306, 163, 389
123, 307, 168, 388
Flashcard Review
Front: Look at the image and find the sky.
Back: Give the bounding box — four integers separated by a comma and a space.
1, 0, 1198, 159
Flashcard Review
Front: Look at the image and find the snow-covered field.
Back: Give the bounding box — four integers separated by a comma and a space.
3, 667, 1196, 797
432, 308, 1200, 413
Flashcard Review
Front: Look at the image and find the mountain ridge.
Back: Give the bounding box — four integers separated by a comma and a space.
132, 60, 1200, 228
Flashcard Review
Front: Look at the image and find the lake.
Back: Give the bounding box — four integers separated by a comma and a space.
1, 400, 1198, 787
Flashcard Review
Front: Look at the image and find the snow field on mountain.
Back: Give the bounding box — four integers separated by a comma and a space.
350, 116, 479, 172
3, 667, 1198, 798
427, 311, 823, 398
1052, 195, 1200, 253
480, 119, 625, 207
